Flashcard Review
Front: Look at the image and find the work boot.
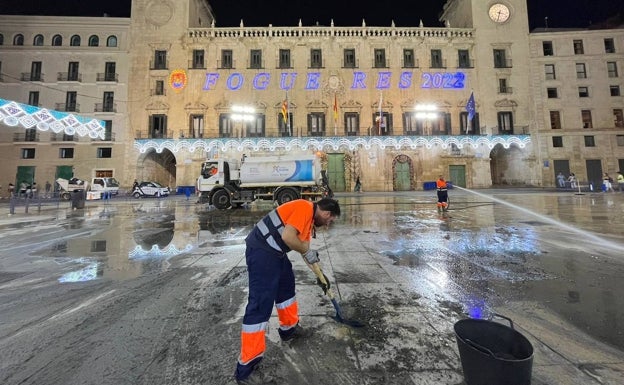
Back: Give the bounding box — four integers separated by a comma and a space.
279, 323, 310, 342
235, 364, 277, 385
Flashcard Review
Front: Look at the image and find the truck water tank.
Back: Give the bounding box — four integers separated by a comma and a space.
239, 157, 316, 184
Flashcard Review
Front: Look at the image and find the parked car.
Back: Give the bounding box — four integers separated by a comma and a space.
132, 181, 170, 198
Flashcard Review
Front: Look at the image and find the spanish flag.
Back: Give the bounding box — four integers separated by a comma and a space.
281, 100, 288, 124
333, 94, 338, 122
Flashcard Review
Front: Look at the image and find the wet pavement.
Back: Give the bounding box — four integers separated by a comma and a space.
0, 189, 623, 384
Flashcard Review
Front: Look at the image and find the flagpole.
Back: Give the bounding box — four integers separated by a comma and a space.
286, 91, 291, 137
333, 93, 337, 136
378, 91, 383, 135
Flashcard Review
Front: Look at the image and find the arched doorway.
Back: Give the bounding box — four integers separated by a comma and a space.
392, 154, 415, 191
136, 148, 177, 188
489, 144, 525, 186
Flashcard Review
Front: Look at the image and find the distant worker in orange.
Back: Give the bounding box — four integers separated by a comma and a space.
234, 198, 341, 384
436, 175, 449, 212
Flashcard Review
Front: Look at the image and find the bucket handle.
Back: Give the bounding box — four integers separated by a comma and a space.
491, 313, 515, 329
464, 338, 499, 359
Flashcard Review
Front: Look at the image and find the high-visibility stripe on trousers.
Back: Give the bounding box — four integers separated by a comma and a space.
236, 245, 299, 379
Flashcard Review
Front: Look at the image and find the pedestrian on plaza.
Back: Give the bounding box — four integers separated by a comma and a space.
557, 172, 566, 188
8, 183, 15, 198
617, 171, 624, 192
567, 173, 577, 189
602, 173, 615, 192
354, 175, 362, 193
234, 198, 341, 384
45, 181, 52, 198
436, 175, 449, 212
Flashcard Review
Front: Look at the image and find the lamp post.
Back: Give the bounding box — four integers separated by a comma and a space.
231, 105, 255, 138
414, 104, 438, 136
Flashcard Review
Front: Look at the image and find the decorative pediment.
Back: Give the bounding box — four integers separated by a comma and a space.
306, 99, 329, 111
494, 98, 518, 108
145, 101, 170, 111
273, 101, 297, 109
184, 102, 209, 111
342, 99, 363, 111
372, 99, 393, 109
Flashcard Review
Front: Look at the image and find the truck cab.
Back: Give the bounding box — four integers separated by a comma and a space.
90, 177, 120, 195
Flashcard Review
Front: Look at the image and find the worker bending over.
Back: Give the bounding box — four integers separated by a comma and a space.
436, 175, 449, 212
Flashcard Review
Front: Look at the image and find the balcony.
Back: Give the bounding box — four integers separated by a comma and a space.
96, 73, 118, 82
94, 103, 117, 113
91, 132, 116, 142
217, 59, 236, 69
402, 58, 419, 68
457, 59, 474, 68
135, 130, 173, 139
430, 59, 447, 69
55, 103, 80, 112
188, 60, 206, 69
372, 59, 389, 69
498, 87, 514, 94
342, 59, 358, 69
308, 59, 325, 69
20, 73, 44, 82
57, 72, 82, 82
13, 132, 40, 142
150, 60, 169, 70
494, 59, 513, 69
50, 133, 79, 142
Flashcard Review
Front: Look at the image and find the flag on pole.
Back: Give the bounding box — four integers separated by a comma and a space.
281, 99, 288, 124
377, 92, 383, 131
466, 91, 476, 121
333, 94, 338, 122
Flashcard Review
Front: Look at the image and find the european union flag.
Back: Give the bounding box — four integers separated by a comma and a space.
466, 91, 476, 121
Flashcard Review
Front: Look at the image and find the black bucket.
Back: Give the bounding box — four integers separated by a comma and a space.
454, 314, 533, 385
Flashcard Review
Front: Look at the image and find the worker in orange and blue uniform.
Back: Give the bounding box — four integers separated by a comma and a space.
436, 175, 449, 212
234, 198, 341, 384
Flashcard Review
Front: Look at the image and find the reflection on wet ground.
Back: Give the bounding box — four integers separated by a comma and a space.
3, 189, 624, 351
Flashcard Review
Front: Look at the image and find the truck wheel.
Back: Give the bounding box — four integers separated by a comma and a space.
277, 188, 299, 205
133, 192, 141, 199
61, 192, 71, 200
212, 189, 231, 209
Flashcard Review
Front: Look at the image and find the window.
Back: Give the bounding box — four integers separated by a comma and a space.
610, 85, 621, 97
97, 147, 112, 158
106, 35, 117, 47
373, 113, 393, 135
68, 62, 79, 81
59, 148, 74, 158
28, 91, 39, 106
153, 50, 167, 69
582, 110, 593, 128
576, 63, 586, 79
607, 62, 618, 78
345, 113, 359, 136
70, 35, 81, 46
0, 33, 3, 45
493, 49, 508, 68
403, 112, 419, 135
13, 34, 24, 46
65, 91, 78, 111
308, 113, 326, 135
103, 120, 113, 141
458, 49, 471, 68
245, 115, 265, 137
617, 135, 624, 146
278, 111, 292, 136
52, 34, 62, 46
614, 109, 624, 128
547, 88, 558, 98
604, 38, 615, 53
21, 148, 35, 159
498, 78, 511, 94
279, 49, 291, 68
430, 49, 443, 68
91, 240, 107, 252
550, 111, 562, 129
542, 41, 553, 56
552, 136, 563, 147
374, 49, 386, 68
573, 39, 584, 54
343, 49, 356, 68
310, 49, 322, 68
497, 111, 514, 134
219, 114, 234, 137
154, 80, 164, 95
403, 49, 415, 68
189, 114, 204, 138
545, 64, 556, 80
192, 49, 205, 68
578, 87, 589, 97
250, 49, 262, 69
584, 136, 595, 147
104, 62, 116, 81
150, 114, 167, 138
88, 35, 99, 47
24, 129, 37, 141
221, 50, 233, 69
30, 61, 42, 81
102, 92, 114, 112
33, 34, 44, 46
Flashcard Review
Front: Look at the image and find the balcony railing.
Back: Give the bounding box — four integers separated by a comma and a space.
498, 87, 514, 94
94, 103, 117, 113
135, 130, 173, 139
150, 61, 169, 70
372, 59, 389, 68
494, 59, 513, 68
57, 72, 82, 82
217, 59, 236, 69
457, 59, 474, 68
188, 60, 206, 69
96, 73, 119, 82
13, 132, 40, 142
21, 73, 44, 82
430, 59, 447, 69
50, 133, 79, 142
91, 132, 116, 142
55, 103, 80, 112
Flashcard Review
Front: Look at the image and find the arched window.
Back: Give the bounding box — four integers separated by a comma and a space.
70, 35, 81, 46
33, 34, 44, 46
106, 35, 118, 47
13, 34, 24, 46
52, 34, 63, 46
88, 35, 99, 47
0, 34, 4, 45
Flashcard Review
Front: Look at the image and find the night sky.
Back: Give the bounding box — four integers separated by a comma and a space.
0, 0, 622, 30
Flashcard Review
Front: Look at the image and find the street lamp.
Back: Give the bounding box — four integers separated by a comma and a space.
414, 104, 438, 135
231, 105, 255, 138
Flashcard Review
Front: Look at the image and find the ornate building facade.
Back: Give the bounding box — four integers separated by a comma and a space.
1, 0, 622, 192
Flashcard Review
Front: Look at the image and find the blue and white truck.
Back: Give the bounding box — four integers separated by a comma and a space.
196, 154, 331, 209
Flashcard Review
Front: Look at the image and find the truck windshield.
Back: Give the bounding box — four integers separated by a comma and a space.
105, 178, 119, 186
202, 162, 219, 178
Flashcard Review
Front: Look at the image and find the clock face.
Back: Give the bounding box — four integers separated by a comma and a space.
488, 3, 511, 23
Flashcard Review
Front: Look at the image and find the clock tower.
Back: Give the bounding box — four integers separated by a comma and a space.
440, 0, 532, 139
